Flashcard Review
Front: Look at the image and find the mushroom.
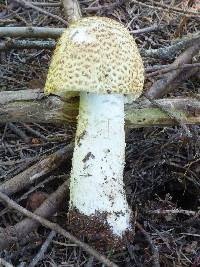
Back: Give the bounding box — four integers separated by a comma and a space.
45, 16, 144, 247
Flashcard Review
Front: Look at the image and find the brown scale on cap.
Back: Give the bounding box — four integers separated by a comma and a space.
45, 16, 144, 99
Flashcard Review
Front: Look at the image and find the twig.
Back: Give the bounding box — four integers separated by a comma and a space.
0, 258, 14, 267
0, 191, 118, 267
146, 63, 200, 77
0, 27, 64, 39
140, 32, 200, 60
0, 181, 69, 250
130, 0, 200, 17
0, 143, 73, 196
8, 122, 30, 143
22, 123, 48, 142
130, 24, 162, 34
31, 2, 61, 7
13, 0, 68, 26
86, 256, 95, 267
144, 97, 192, 138
174, 0, 195, 38
84, 2, 121, 12
146, 41, 200, 98
0, 39, 55, 51
0, 175, 63, 217
136, 222, 160, 267
152, 0, 200, 17
28, 230, 56, 267
0, 28, 199, 64
144, 41, 200, 136
2, 89, 200, 127
148, 209, 199, 216
62, 0, 82, 23
0, 25, 161, 39
1, 0, 83, 52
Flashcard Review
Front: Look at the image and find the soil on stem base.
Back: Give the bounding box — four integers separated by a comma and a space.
68, 209, 134, 252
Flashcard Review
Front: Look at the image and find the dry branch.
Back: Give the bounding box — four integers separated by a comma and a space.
0, 181, 69, 250
28, 230, 56, 267
148, 209, 199, 217
146, 63, 200, 77
130, 0, 200, 17
0, 39, 55, 51
0, 27, 63, 39
62, 0, 82, 23
0, 143, 73, 196
136, 222, 160, 267
146, 42, 200, 99
144, 40, 200, 135
0, 189, 118, 267
0, 258, 14, 267
140, 32, 200, 60
0, 89, 79, 124
31, 2, 61, 7
0, 25, 162, 40
13, 0, 68, 26
1, 89, 200, 127
0, 26, 199, 61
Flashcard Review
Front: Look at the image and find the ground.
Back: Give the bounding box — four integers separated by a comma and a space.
0, 0, 200, 266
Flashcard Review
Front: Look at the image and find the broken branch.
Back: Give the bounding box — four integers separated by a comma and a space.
0, 39, 55, 51
0, 189, 118, 267
13, 0, 68, 26
0, 26, 63, 39
140, 32, 200, 60
0, 181, 69, 250
0, 26, 199, 61
28, 230, 56, 267
1, 89, 200, 127
146, 42, 200, 99
0, 143, 73, 196
62, 0, 82, 23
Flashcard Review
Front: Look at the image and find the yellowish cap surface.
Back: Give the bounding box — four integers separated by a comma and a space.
45, 16, 144, 99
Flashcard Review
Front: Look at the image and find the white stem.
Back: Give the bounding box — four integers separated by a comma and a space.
70, 92, 132, 236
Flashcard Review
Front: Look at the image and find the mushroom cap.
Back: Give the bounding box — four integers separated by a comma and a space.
45, 16, 144, 99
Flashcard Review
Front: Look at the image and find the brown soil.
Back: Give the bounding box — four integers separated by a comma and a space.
68, 209, 134, 252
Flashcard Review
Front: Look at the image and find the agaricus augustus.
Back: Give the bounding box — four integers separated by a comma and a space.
45, 16, 144, 248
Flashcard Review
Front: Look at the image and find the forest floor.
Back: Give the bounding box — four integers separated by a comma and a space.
0, 0, 200, 266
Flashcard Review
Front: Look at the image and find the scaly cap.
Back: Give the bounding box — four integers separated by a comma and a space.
45, 16, 144, 99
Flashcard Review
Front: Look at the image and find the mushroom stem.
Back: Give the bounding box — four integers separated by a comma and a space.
70, 92, 132, 236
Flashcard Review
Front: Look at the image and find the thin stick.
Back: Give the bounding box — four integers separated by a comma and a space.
0, 181, 69, 250
0, 39, 55, 51
13, 0, 68, 26
145, 97, 192, 138
0, 28, 199, 63
8, 122, 30, 143
130, 24, 162, 34
21, 123, 48, 142
0, 191, 118, 267
2, 89, 200, 127
146, 63, 200, 77
0, 143, 73, 196
0, 258, 14, 267
130, 0, 200, 17
136, 222, 160, 267
0, 24, 161, 39
140, 32, 200, 60
148, 209, 199, 216
0, 27, 64, 39
31, 2, 61, 7
146, 41, 200, 98
28, 231, 56, 267
144, 42, 200, 136
62, 0, 82, 23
